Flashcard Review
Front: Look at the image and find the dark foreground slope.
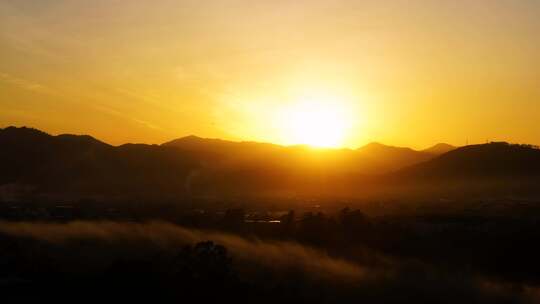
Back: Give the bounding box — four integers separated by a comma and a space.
1, 220, 539, 304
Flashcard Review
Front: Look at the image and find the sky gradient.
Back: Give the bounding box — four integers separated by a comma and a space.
1, 0, 539, 148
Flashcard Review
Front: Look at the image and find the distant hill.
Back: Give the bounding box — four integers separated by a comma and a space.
163, 135, 281, 153
422, 143, 456, 155
0, 127, 200, 198
396, 142, 540, 179
162, 135, 290, 166
0, 127, 440, 199
2, 127, 538, 200
382, 142, 540, 198
164, 137, 437, 175
356, 142, 434, 172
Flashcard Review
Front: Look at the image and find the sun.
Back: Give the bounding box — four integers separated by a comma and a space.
282, 97, 352, 148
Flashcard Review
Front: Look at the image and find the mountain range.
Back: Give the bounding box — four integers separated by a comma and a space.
1, 126, 539, 200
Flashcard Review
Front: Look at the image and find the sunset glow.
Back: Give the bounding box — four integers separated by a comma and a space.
1, 1, 539, 148
281, 98, 352, 148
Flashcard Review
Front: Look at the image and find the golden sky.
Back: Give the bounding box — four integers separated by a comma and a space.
1, 0, 539, 148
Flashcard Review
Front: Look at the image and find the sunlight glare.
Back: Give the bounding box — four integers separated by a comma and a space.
283, 96, 352, 148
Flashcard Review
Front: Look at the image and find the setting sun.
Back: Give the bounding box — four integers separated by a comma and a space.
282, 98, 352, 148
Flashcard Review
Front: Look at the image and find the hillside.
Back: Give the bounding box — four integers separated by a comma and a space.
2, 127, 538, 200
397, 142, 540, 179
422, 143, 456, 155
0, 127, 200, 197
356, 142, 434, 172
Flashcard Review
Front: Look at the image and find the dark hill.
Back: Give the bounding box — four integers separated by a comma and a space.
0, 128, 441, 199
0, 127, 200, 197
165, 137, 438, 175
356, 142, 433, 172
3, 127, 538, 200
422, 143, 456, 155
396, 142, 540, 179
382, 142, 540, 198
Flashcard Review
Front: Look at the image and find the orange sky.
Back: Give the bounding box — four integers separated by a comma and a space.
1, 1, 539, 148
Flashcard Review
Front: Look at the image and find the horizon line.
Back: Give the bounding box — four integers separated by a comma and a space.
5, 124, 528, 152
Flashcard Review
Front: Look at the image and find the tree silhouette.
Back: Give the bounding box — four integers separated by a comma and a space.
174, 241, 233, 282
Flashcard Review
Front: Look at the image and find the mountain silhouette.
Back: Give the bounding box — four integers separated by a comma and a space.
396, 142, 540, 179
381, 142, 540, 198
422, 143, 456, 155
163, 135, 281, 152
1, 127, 539, 199
356, 142, 434, 171
165, 137, 439, 175
163, 135, 291, 167
0, 127, 200, 197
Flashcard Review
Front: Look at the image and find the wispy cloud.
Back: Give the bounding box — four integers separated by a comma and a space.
92, 103, 164, 132
0, 73, 45, 91
0, 72, 50, 93
114, 88, 180, 115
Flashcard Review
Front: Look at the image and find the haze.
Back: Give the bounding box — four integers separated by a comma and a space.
1, 0, 539, 148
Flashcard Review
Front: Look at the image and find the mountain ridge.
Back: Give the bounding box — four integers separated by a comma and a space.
1, 126, 457, 153
396, 142, 540, 179
422, 143, 456, 155
2, 126, 538, 200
